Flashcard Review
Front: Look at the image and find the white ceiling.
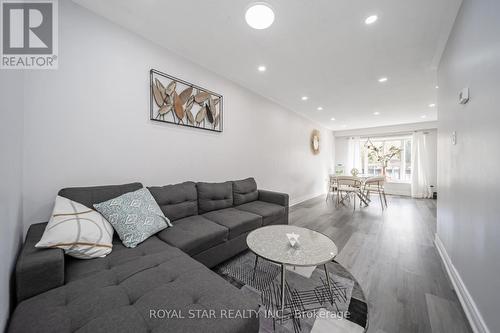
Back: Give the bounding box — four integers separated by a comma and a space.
74, 0, 462, 130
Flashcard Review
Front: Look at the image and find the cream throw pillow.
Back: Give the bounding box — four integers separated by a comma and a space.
36, 196, 114, 259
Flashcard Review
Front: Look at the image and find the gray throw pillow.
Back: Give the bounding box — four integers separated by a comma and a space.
94, 188, 172, 248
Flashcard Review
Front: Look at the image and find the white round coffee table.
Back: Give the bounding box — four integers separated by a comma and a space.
246, 225, 338, 321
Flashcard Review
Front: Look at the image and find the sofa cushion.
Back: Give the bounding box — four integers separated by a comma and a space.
156, 215, 228, 256
9, 236, 258, 333
148, 182, 198, 222
94, 188, 170, 248
197, 181, 233, 214
65, 236, 178, 283
202, 208, 262, 239
36, 196, 114, 259
232, 178, 258, 205
58, 182, 143, 208
235, 200, 286, 225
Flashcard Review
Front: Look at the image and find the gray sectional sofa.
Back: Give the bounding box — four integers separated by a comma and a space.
9, 178, 289, 333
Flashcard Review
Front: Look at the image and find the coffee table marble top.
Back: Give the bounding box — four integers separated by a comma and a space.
247, 225, 338, 267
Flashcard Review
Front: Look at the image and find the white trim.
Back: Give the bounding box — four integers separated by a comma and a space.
290, 192, 325, 207
434, 234, 490, 333
384, 189, 410, 196
386, 179, 411, 184
333, 121, 438, 137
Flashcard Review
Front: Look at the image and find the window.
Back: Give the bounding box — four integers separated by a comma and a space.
360, 136, 412, 182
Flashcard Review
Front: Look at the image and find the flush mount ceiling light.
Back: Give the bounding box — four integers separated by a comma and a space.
330, 117, 336, 121
301, 96, 309, 101
317, 106, 323, 111
245, 3, 275, 30
429, 103, 436, 107
257, 65, 266, 72
365, 15, 378, 25
373, 111, 380, 115
378, 77, 388, 83
421, 115, 427, 119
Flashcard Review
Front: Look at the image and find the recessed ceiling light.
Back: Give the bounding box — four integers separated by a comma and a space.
421, 115, 427, 119
341, 124, 347, 128
245, 3, 275, 30
257, 65, 266, 72
301, 96, 308, 101
317, 106, 323, 111
330, 117, 336, 121
378, 77, 388, 83
429, 103, 436, 107
365, 15, 378, 25
373, 111, 380, 115
435, 85, 439, 89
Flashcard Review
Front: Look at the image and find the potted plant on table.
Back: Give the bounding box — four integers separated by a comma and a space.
365, 140, 402, 177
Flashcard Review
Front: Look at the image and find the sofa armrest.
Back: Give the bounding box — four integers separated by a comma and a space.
15, 222, 65, 303
258, 190, 289, 207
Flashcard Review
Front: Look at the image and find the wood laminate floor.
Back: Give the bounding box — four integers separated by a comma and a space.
289, 195, 472, 333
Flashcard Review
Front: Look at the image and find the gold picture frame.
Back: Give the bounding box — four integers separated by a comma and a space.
311, 130, 320, 155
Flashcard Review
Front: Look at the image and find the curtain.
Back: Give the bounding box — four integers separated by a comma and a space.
411, 132, 432, 198
346, 137, 361, 175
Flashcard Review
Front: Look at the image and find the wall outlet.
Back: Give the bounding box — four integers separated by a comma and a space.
452, 131, 457, 145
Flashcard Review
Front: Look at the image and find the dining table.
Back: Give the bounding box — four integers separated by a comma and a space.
328, 174, 372, 208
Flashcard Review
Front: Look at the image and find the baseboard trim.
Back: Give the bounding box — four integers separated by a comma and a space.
290, 192, 325, 207
384, 189, 410, 196
434, 234, 490, 333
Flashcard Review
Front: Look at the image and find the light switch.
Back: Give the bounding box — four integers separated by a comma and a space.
452, 131, 457, 145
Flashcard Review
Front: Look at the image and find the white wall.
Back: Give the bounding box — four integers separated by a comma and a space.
425, 131, 438, 190
0, 72, 24, 330
333, 123, 438, 196
21, 1, 333, 230
437, 0, 500, 331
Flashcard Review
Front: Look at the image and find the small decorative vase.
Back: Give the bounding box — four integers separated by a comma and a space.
286, 233, 300, 247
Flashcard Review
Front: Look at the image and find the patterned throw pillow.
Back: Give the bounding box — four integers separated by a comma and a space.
94, 188, 172, 248
36, 196, 114, 259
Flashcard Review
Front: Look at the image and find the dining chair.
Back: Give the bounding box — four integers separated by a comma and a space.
363, 176, 388, 210
326, 175, 337, 202
335, 176, 366, 211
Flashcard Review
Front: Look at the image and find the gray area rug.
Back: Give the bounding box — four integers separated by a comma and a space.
214, 251, 368, 333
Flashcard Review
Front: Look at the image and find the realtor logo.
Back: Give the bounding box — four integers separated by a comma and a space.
1, 0, 58, 69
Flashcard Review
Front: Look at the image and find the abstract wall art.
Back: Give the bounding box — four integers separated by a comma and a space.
150, 69, 223, 132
